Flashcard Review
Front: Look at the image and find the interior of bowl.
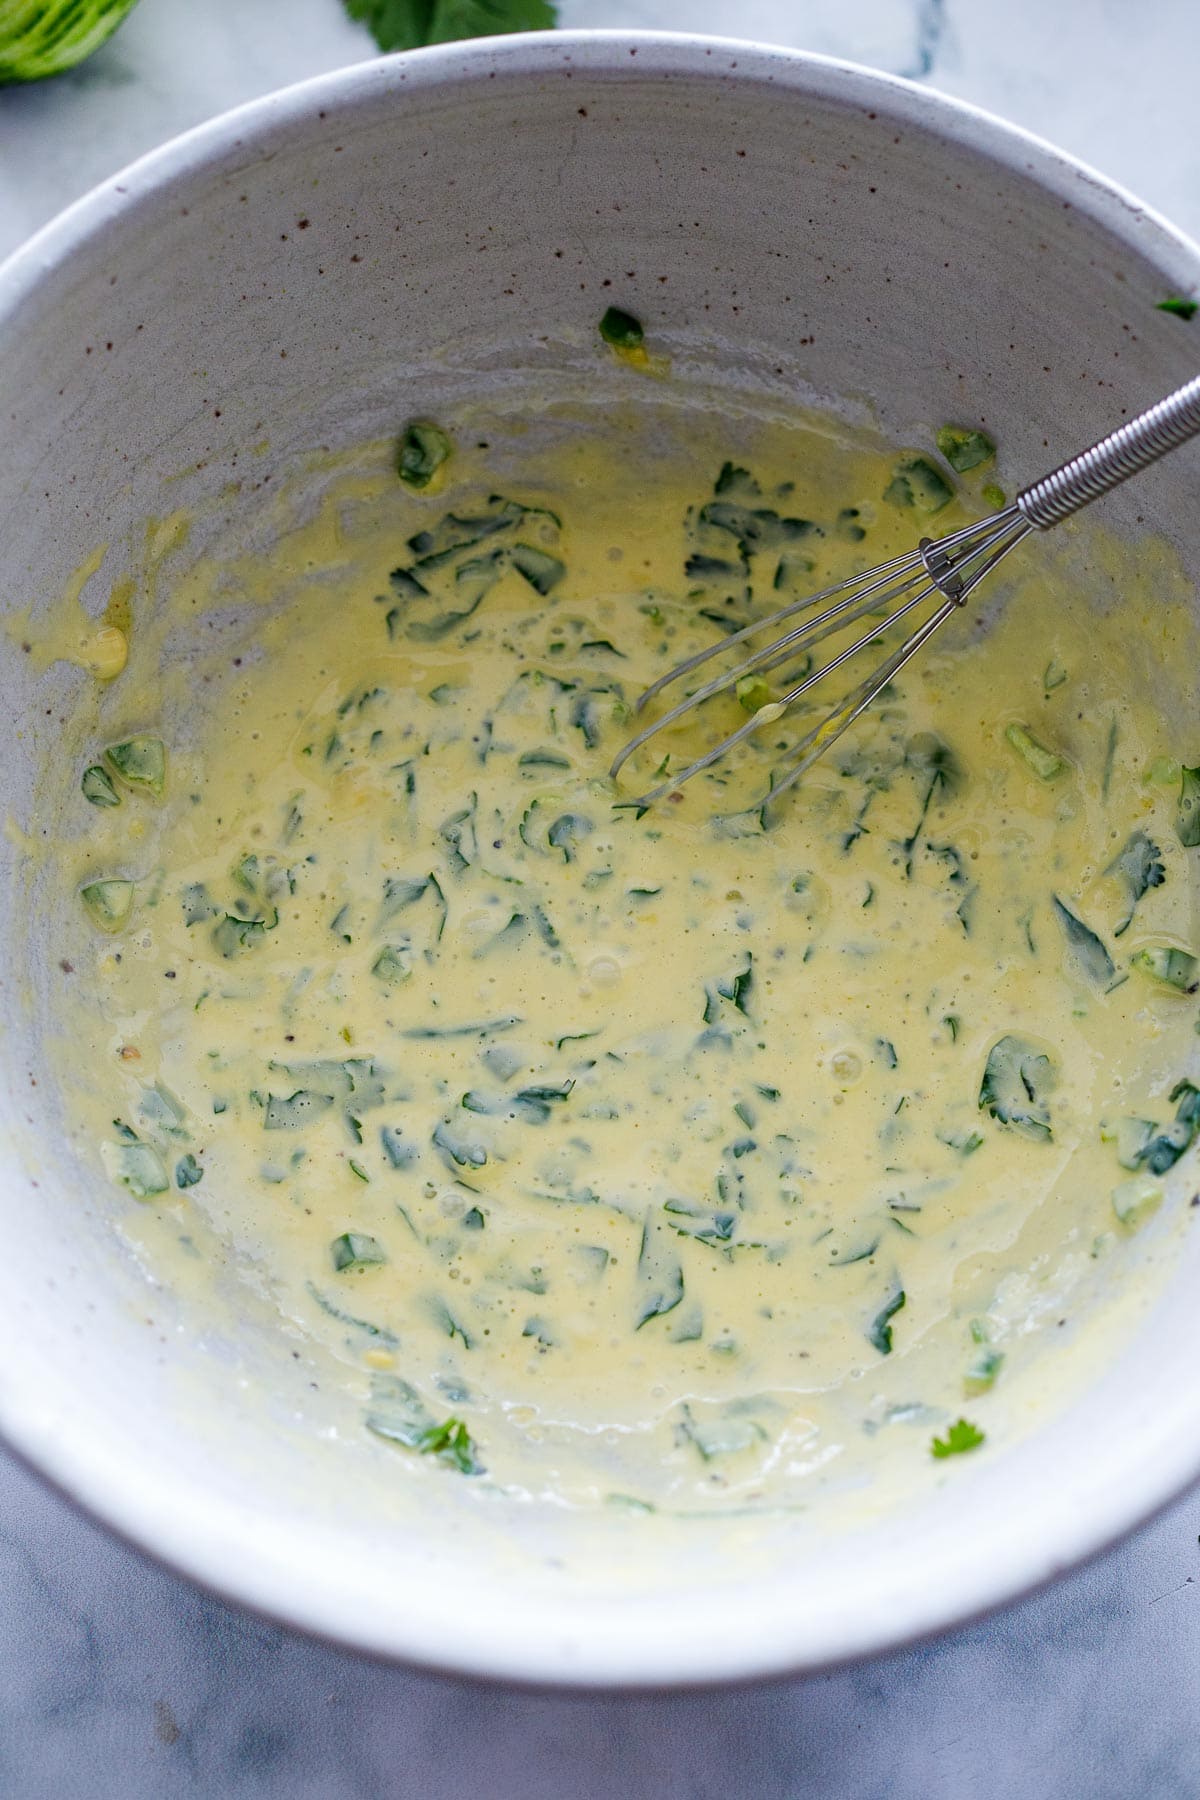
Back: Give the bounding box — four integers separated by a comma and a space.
1, 34, 1199, 1686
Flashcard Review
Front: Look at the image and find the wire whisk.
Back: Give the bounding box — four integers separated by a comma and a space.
611, 375, 1200, 810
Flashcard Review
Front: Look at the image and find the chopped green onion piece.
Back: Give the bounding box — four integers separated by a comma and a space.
104, 735, 166, 797
1112, 1174, 1163, 1228
103, 1139, 169, 1199
965, 1348, 1003, 1394
1130, 946, 1199, 992
980, 483, 1007, 509
80, 878, 134, 930
736, 675, 773, 714
1005, 722, 1065, 780
175, 1154, 204, 1189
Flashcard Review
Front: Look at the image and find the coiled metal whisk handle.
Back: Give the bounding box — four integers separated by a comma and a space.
1017, 373, 1200, 529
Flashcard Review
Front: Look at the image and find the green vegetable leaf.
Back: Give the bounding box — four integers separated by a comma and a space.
344, 0, 555, 53
931, 1418, 985, 1459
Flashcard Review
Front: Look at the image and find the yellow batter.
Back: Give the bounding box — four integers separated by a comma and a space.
34, 395, 1200, 1512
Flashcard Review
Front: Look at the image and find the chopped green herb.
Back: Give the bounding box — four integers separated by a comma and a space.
979, 1035, 1056, 1141
1052, 896, 1115, 987
1107, 831, 1166, 937
598, 306, 644, 350
264, 1089, 336, 1130
415, 1417, 481, 1474
965, 1347, 1003, 1395
935, 425, 995, 472
883, 457, 954, 514
331, 1231, 386, 1272
1156, 296, 1198, 321
372, 943, 413, 986
931, 1418, 985, 1458
867, 1288, 905, 1355
396, 419, 451, 489
1177, 766, 1200, 847
510, 543, 565, 594
1111, 1174, 1163, 1229
635, 1215, 685, 1328
364, 1373, 483, 1473
81, 764, 121, 807
102, 1138, 169, 1199
104, 735, 166, 797
174, 1153, 204, 1189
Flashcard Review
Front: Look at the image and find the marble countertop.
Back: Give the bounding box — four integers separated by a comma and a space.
3, 3, 1200, 1795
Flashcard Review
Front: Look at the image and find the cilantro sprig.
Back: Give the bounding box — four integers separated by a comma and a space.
931, 1418, 986, 1459
345, 0, 556, 51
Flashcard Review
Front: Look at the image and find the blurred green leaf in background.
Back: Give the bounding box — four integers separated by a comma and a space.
0, 0, 142, 82
344, 0, 557, 52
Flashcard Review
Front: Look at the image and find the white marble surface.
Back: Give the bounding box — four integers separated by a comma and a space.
3, 2, 1200, 1794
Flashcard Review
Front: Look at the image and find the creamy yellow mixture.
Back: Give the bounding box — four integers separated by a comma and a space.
33, 397, 1200, 1512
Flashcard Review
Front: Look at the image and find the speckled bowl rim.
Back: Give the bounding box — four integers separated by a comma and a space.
2, 30, 1200, 1689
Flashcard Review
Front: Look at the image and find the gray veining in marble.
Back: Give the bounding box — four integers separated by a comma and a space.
2, 3, 1200, 1795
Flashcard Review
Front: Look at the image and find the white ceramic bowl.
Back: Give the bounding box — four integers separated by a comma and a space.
2, 32, 1199, 1688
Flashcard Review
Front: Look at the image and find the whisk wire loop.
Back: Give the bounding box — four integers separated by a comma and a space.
614, 376, 1200, 809
613, 507, 1030, 807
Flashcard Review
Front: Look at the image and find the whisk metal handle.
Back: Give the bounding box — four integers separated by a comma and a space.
1016, 374, 1200, 529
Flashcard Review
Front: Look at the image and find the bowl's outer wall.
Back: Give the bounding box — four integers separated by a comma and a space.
1, 35, 1200, 1685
